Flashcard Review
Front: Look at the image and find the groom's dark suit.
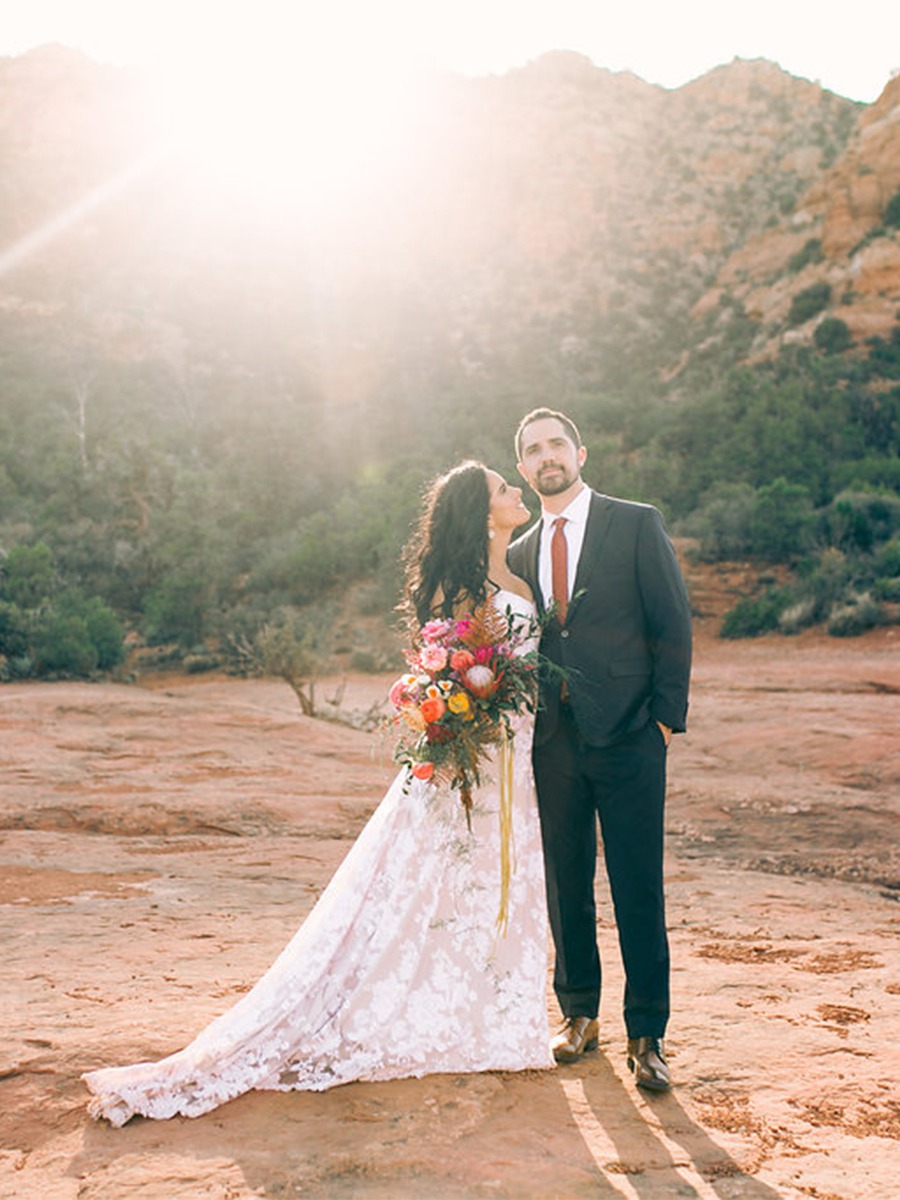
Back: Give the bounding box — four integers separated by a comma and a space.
509, 490, 692, 1037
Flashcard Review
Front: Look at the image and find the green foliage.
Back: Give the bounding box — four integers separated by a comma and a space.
0, 601, 29, 661
251, 607, 332, 715
31, 612, 98, 676
873, 537, 900, 578
884, 190, 900, 229
788, 239, 824, 272
827, 592, 882, 637
788, 282, 831, 326
59, 591, 125, 670
821, 490, 900, 553
1, 542, 55, 608
748, 478, 815, 561
720, 587, 793, 638
865, 327, 900, 379
686, 483, 756, 561
814, 317, 852, 354
873, 575, 900, 602
0, 545, 124, 678
798, 547, 855, 619
142, 575, 211, 648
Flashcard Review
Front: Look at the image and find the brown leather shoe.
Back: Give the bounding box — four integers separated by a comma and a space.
551, 1016, 599, 1063
626, 1037, 671, 1091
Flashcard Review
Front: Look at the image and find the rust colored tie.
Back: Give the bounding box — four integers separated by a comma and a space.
551, 516, 568, 625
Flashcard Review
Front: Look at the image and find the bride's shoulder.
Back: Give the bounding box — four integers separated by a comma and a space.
490, 580, 535, 610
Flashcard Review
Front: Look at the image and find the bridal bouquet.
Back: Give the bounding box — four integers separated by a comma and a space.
389, 601, 540, 829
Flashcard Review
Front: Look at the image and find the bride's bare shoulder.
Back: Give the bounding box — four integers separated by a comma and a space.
490, 574, 534, 604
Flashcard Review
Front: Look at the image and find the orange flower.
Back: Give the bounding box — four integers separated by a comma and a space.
419, 696, 446, 724
412, 761, 434, 781
450, 649, 476, 672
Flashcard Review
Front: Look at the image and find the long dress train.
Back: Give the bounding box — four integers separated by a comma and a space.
82, 590, 552, 1126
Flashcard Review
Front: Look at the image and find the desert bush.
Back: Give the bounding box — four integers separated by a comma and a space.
0, 542, 56, 608
873, 537, 900, 578
244, 606, 333, 715
31, 612, 99, 676
788, 238, 824, 272
884, 190, 900, 228
684, 482, 756, 561
142, 575, 209, 647
822, 490, 900, 553
748, 478, 816, 561
777, 598, 818, 635
57, 591, 125, 670
720, 587, 793, 638
0, 600, 29, 659
827, 592, 882, 637
873, 576, 900, 602
788, 282, 831, 326
814, 317, 852, 354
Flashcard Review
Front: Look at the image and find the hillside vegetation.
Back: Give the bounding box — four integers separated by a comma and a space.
1, 48, 898, 678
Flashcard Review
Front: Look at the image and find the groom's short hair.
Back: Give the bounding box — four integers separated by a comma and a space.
515, 407, 583, 460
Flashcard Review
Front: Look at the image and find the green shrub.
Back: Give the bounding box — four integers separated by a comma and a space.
823, 491, 900, 553
1, 542, 55, 608
720, 587, 792, 638
827, 592, 882, 637
874, 537, 900, 578
873, 576, 900, 602
788, 238, 824, 272
777, 598, 817, 635
788, 282, 831, 326
0, 600, 29, 659
814, 316, 852, 354
142, 576, 208, 647
884, 190, 900, 229
685, 482, 756, 561
749, 479, 815, 561
32, 613, 98, 676
54, 590, 125, 670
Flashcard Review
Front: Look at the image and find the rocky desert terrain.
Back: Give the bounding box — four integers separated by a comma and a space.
1, 615, 899, 1199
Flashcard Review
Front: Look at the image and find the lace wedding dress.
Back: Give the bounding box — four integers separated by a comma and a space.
83, 590, 552, 1126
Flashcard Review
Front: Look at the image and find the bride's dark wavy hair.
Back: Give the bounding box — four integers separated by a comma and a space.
402, 460, 491, 627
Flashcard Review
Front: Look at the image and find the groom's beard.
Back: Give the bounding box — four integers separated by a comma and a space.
534, 464, 577, 495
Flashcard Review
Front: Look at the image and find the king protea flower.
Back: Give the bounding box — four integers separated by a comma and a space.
463, 664, 497, 698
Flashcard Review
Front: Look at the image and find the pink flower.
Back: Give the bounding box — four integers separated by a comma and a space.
421, 619, 453, 644
388, 674, 417, 709
419, 644, 448, 672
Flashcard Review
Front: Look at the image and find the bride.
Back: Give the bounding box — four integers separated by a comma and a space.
83, 460, 553, 1126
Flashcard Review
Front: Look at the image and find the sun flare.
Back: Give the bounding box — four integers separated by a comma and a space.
145, 33, 432, 220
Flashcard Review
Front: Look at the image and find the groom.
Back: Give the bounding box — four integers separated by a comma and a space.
508, 407, 692, 1092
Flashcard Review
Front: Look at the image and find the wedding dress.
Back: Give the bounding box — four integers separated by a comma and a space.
83, 590, 552, 1126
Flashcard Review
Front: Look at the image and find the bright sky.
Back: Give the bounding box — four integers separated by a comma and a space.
2, 0, 898, 105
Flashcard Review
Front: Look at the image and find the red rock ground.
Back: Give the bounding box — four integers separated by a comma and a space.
1, 615, 899, 1198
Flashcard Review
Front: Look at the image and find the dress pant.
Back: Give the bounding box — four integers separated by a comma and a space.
533, 704, 670, 1039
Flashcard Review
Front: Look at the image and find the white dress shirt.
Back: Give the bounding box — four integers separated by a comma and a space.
537, 484, 592, 613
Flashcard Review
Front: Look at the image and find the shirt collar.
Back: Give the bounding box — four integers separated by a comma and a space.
541, 484, 591, 528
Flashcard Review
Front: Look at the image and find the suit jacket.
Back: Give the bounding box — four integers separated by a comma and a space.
508, 491, 692, 748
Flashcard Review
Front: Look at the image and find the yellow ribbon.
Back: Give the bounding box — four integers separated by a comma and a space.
494, 724, 517, 938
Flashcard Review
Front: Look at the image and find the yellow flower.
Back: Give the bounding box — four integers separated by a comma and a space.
447, 692, 472, 717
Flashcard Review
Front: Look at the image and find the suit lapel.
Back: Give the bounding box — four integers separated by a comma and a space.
567, 492, 613, 622
517, 522, 544, 615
